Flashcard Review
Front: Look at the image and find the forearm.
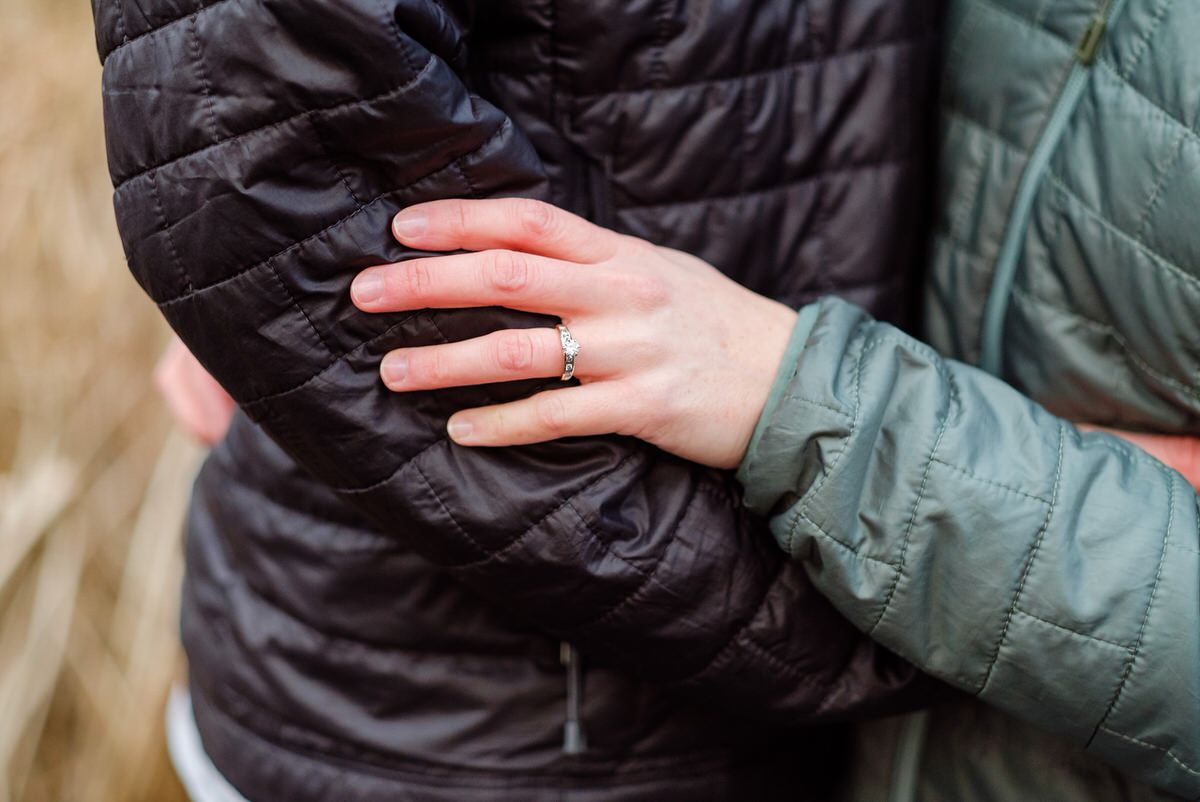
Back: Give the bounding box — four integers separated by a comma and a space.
739, 296, 1200, 795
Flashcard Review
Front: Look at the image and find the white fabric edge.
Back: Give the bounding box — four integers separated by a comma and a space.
166, 685, 252, 802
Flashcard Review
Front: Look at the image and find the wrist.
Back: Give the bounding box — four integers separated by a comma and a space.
735, 301, 820, 481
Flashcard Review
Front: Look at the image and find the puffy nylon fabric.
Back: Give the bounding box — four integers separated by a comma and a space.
94, 0, 943, 798
925, 0, 1200, 432
741, 297, 1200, 799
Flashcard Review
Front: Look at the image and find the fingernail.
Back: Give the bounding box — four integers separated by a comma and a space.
447, 417, 474, 443
393, 210, 428, 241
381, 355, 408, 387
351, 271, 385, 305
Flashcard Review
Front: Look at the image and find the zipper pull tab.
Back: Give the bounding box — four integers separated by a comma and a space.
1075, 13, 1107, 64
560, 641, 587, 755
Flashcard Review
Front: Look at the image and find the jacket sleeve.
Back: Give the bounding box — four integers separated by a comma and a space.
93, 1, 936, 722
738, 296, 1200, 796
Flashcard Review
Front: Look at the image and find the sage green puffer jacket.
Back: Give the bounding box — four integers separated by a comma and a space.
738, 0, 1200, 799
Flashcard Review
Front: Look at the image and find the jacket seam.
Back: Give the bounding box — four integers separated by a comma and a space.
546, 0, 559, 128
781, 315, 871, 556
374, 0, 420, 77
563, 500, 695, 624
453, 160, 480, 199
1088, 464, 1175, 743
979, 421, 1066, 694
618, 157, 909, 214
264, 257, 338, 360
576, 484, 706, 631
1012, 284, 1200, 402
147, 170, 192, 295
112, 0, 128, 45
101, 0, 223, 64
411, 462, 491, 561
933, 232, 1200, 403
193, 559, 554, 660
240, 312, 420, 410
572, 35, 930, 101
970, 0, 1068, 52
795, 509, 898, 570
739, 633, 834, 690
868, 366, 958, 636
309, 116, 367, 208
1045, 172, 1200, 295
648, 0, 672, 87
448, 452, 642, 571
1131, 127, 1188, 242
187, 9, 222, 145
781, 394, 853, 422
930, 457, 1051, 506
111, 54, 438, 191
1117, 0, 1177, 81
154, 116, 510, 309
942, 114, 998, 259
678, 562, 788, 687
333, 432, 450, 495
1090, 63, 1200, 167
1168, 540, 1200, 557
1096, 725, 1200, 781
1011, 608, 1132, 651
941, 106, 1028, 160
198, 676, 750, 785
781, 333, 957, 562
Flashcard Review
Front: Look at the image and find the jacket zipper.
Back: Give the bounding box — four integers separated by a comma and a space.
977, 0, 1123, 375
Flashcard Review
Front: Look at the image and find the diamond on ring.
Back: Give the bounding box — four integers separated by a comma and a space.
557, 324, 581, 381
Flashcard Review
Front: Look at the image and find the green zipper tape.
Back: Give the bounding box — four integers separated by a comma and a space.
978, 0, 1126, 375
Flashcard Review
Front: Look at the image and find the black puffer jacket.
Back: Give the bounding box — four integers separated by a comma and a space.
94, 1, 942, 799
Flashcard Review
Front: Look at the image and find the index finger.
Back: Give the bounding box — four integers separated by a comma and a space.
391, 198, 619, 264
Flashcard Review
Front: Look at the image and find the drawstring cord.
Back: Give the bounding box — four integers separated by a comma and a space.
560, 641, 587, 755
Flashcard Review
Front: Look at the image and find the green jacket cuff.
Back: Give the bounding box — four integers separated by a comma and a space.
736, 300, 820, 514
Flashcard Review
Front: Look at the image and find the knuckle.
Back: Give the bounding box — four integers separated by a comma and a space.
400, 261, 434, 299
618, 234, 659, 261
495, 330, 535, 372
445, 199, 470, 238
613, 380, 660, 439
488, 249, 532, 293
623, 331, 660, 365
534, 392, 570, 434
413, 350, 447, 386
622, 272, 671, 309
515, 199, 557, 240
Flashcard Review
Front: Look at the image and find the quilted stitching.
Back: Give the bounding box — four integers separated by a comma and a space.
1088, 464, 1176, 741
101, 0, 225, 64
933, 233, 1200, 405
577, 484, 707, 631
978, 420, 1065, 693
868, 364, 957, 636
153, 117, 507, 309
186, 10, 221, 144
110, 56, 438, 190
96, 0, 943, 792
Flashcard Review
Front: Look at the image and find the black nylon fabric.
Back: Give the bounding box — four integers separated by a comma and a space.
94, 1, 944, 798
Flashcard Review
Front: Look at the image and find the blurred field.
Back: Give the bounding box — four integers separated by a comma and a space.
0, 1, 195, 800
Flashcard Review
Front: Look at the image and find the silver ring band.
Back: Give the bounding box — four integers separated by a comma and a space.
557, 324, 581, 381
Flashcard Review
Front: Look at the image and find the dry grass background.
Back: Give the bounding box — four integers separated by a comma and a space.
0, 0, 195, 799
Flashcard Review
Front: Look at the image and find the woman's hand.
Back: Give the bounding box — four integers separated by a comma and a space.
351, 198, 798, 469
154, 336, 235, 446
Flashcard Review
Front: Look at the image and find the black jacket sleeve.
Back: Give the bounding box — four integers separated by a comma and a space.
94, 0, 937, 721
